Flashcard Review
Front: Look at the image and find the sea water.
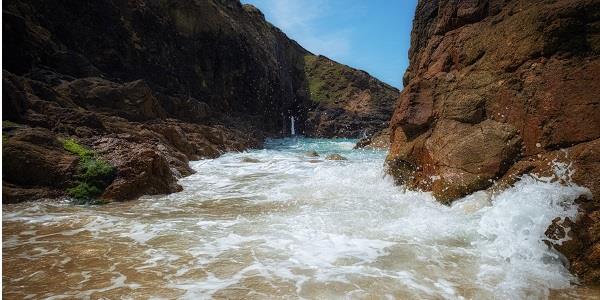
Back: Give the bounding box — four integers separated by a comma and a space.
3, 138, 598, 299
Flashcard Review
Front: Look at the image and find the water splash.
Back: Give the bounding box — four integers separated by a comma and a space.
2, 138, 596, 299
290, 116, 296, 136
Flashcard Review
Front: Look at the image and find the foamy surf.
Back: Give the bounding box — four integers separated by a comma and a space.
3, 138, 597, 299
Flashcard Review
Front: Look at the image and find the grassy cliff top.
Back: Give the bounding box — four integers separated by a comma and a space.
303, 55, 398, 108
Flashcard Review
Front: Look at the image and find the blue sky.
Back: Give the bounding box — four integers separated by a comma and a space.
240, 0, 417, 88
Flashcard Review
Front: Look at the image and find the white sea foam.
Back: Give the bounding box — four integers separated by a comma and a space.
2, 138, 594, 299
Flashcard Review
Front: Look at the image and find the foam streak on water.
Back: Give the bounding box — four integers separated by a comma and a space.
2, 138, 597, 299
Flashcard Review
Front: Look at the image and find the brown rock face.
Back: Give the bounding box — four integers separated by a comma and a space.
55, 78, 168, 122
388, 0, 600, 283
94, 138, 183, 201
303, 55, 399, 138
355, 128, 391, 149
2, 128, 79, 202
1, 71, 261, 203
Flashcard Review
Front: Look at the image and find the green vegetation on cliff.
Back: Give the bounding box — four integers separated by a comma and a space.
63, 138, 94, 158
304, 55, 352, 104
302, 55, 399, 137
63, 138, 115, 203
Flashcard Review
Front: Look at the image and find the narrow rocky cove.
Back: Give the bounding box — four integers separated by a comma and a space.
1, 138, 597, 298
2, 0, 600, 299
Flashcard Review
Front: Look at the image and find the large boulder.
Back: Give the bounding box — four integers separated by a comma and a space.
93, 137, 183, 201
387, 0, 600, 283
2, 127, 78, 202
389, 119, 521, 202
388, 0, 600, 199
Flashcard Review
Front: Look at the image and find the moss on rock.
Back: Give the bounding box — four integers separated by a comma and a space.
63, 138, 94, 158
62, 138, 115, 203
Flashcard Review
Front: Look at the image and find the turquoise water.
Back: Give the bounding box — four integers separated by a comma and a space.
3, 138, 595, 299
264, 137, 383, 159
265, 137, 361, 152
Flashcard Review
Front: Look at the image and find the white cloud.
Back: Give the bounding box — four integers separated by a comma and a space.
254, 0, 352, 60
269, 0, 324, 31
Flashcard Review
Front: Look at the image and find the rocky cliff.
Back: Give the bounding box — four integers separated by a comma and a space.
304, 55, 399, 138
2, 0, 397, 203
387, 0, 600, 283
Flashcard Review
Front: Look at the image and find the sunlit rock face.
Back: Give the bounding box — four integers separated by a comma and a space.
387, 0, 600, 283
303, 55, 399, 138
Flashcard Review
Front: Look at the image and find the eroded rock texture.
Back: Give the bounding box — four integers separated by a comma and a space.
2, 0, 398, 202
2, 71, 259, 202
304, 55, 399, 137
387, 0, 600, 283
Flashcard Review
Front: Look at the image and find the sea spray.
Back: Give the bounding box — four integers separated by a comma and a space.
2, 138, 594, 299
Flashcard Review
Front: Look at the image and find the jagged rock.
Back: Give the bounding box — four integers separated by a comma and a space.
2, 128, 78, 202
1, 71, 261, 203
55, 78, 168, 121
94, 138, 182, 201
355, 128, 391, 149
389, 0, 600, 200
388, 0, 600, 283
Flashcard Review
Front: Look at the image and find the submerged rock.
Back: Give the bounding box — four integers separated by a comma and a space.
325, 154, 348, 161
305, 150, 320, 157
241, 157, 261, 163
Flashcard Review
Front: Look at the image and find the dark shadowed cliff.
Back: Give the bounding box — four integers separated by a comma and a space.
387, 0, 600, 283
2, 0, 398, 203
